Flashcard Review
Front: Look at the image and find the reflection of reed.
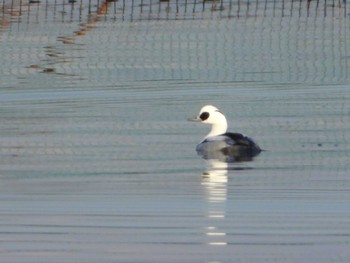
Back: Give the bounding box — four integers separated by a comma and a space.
28, 1, 111, 75
0, 0, 348, 23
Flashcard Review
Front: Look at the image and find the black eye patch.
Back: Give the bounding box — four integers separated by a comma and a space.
199, 112, 209, 121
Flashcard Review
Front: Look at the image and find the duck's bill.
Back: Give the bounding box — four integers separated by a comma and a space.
188, 117, 202, 122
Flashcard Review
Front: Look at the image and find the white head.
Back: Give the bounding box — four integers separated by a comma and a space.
189, 105, 228, 139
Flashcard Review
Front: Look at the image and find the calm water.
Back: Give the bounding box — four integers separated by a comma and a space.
1, 2, 350, 262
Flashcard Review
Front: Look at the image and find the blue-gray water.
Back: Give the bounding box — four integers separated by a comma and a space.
1, 1, 350, 262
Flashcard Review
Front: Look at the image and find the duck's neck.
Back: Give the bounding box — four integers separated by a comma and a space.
205, 121, 228, 139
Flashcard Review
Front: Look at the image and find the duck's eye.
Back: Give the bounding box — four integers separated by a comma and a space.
200, 112, 209, 121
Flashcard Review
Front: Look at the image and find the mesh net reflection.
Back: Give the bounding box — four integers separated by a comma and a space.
0, 0, 348, 25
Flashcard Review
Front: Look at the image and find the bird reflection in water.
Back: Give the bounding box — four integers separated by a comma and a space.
200, 148, 260, 247
202, 159, 229, 246
196, 139, 260, 163
189, 105, 261, 246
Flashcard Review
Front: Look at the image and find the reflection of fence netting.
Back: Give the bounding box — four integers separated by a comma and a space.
1, 0, 349, 87
0, 0, 348, 23
1, 2, 349, 179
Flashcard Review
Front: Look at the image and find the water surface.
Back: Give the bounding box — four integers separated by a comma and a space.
0, 3, 350, 262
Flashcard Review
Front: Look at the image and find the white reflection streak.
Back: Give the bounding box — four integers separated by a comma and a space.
202, 159, 228, 246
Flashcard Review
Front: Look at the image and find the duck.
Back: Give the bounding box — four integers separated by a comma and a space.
189, 105, 261, 162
